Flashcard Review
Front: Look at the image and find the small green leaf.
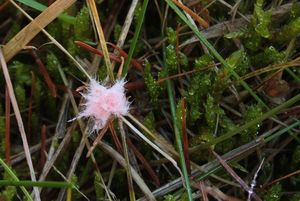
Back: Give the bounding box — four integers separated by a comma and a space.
253, 0, 272, 38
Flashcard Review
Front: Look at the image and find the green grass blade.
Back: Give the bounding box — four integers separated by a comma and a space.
122, 0, 149, 77
162, 31, 193, 201
0, 180, 73, 188
264, 120, 300, 143
0, 158, 33, 201
16, 0, 75, 24
165, 80, 193, 201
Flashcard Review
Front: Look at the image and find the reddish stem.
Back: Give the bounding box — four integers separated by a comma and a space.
109, 122, 123, 153
127, 139, 160, 186
31, 50, 57, 97
75, 41, 143, 71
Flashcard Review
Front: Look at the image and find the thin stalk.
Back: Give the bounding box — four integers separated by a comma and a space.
86, 0, 114, 81
122, 0, 149, 77
264, 120, 300, 143
0, 48, 41, 201
162, 31, 193, 201
118, 119, 135, 201
165, 80, 193, 201
0, 180, 73, 188
0, 158, 33, 201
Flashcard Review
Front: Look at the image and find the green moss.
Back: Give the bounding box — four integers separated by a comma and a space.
46, 52, 62, 83
14, 84, 26, 110
186, 55, 213, 123
290, 2, 300, 20
0, 169, 16, 201
226, 50, 249, 76
204, 94, 224, 129
143, 112, 156, 133
251, 46, 286, 67
94, 172, 105, 201
166, 27, 176, 45
166, 45, 177, 73
253, 0, 272, 38
264, 183, 282, 201
241, 104, 263, 142
71, 175, 80, 200
178, 52, 188, 69
74, 6, 91, 41
163, 195, 176, 201
194, 54, 212, 69
113, 23, 122, 43
186, 73, 212, 122
143, 60, 161, 105
291, 145, 300, 168
275, 17, 300, 42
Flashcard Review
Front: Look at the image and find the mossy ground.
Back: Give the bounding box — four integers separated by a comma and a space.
1, 0, 300, 200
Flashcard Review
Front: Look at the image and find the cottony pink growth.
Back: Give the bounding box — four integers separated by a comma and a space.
78, 79, 129, 132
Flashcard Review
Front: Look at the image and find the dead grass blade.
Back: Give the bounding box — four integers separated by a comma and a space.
86, 0, 113, 80
0, 49, 41, 201
5, 86, 11, 164
3, 0, 76, 62
118, 118, 136, 201
212, 151, 262, 201
98, 140, 156, 201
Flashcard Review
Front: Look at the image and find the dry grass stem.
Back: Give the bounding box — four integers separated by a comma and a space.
0, 49, 41, 201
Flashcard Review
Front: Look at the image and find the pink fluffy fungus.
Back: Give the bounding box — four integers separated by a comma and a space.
77, 78, 130, 132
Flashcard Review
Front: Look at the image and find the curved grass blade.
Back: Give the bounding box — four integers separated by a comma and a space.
0, 158, 33, 201
122, 0, 149, 76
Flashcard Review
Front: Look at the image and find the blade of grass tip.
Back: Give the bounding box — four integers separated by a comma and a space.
122, 0, 149, 77
212, 151, 262, 201
118, 119, 136, 201
0, 158, 33, 201
0, 49, 41, 201
162, 28, 193, 201
165, 0, 267, 109
5, 86, 11, 164
86, 0, 114, 81
9, 0, 92, 81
